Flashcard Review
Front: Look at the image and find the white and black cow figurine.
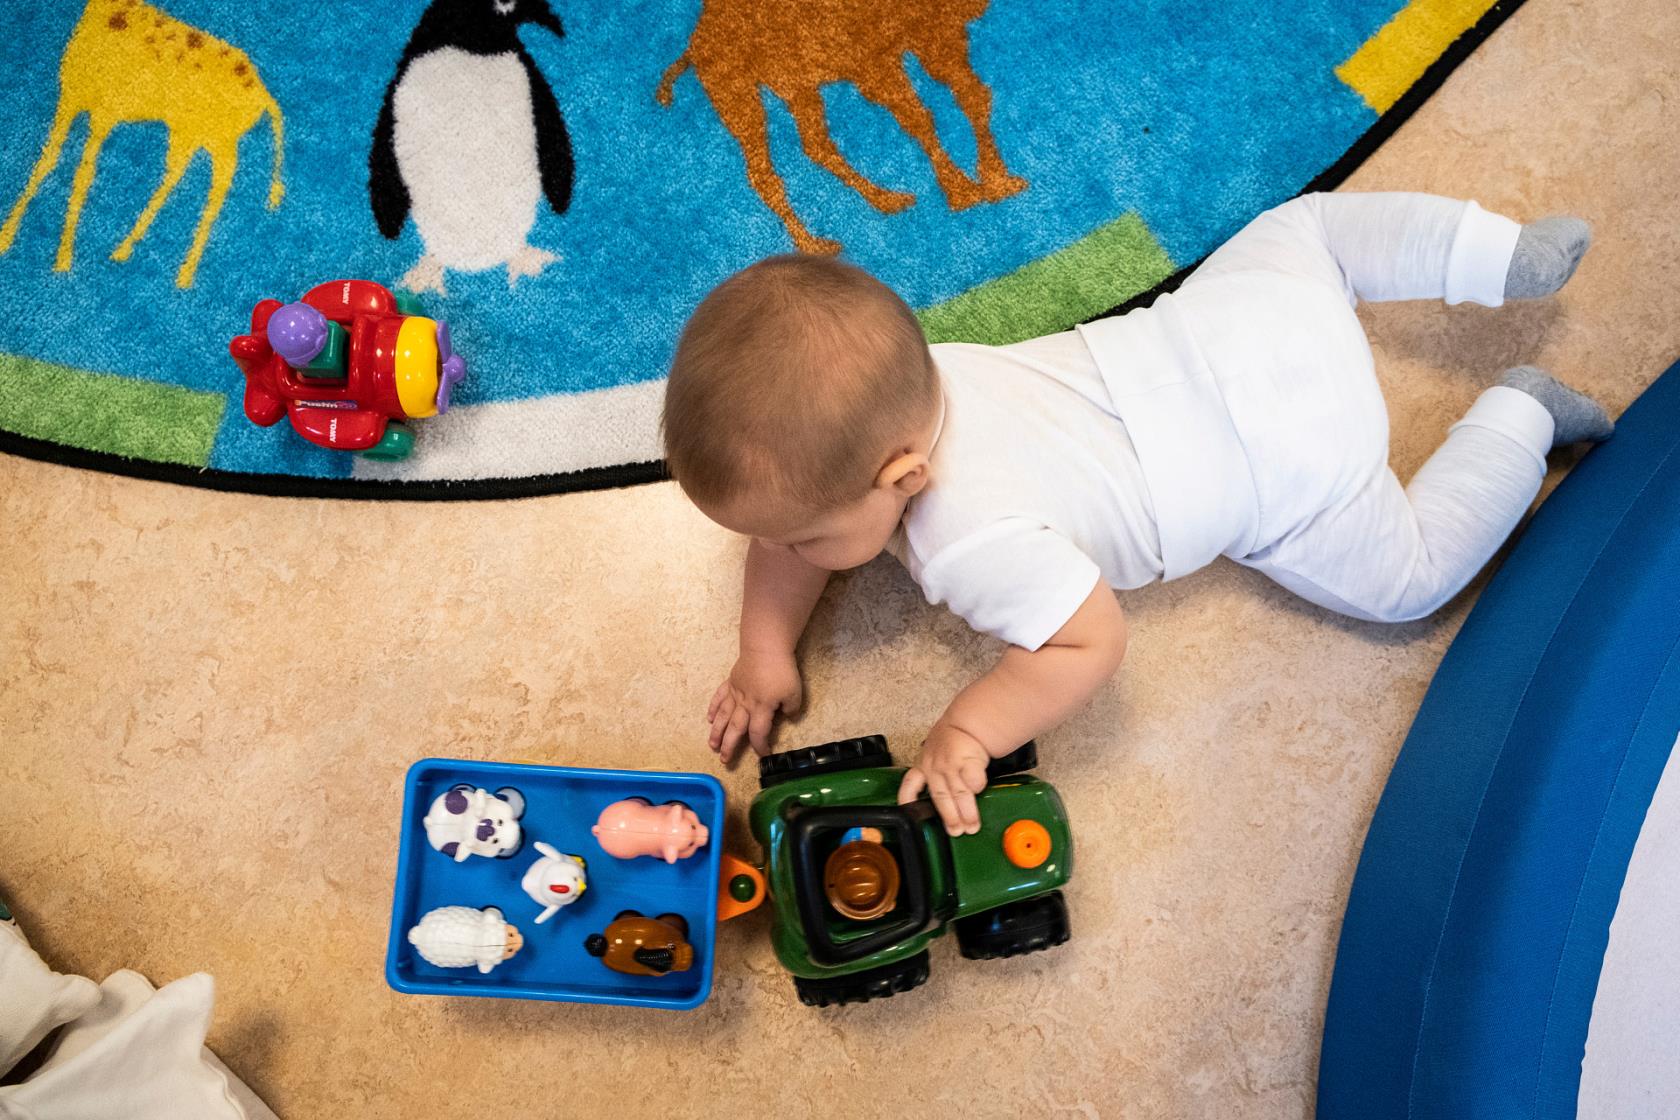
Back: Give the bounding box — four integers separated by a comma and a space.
423, 784, 526, 862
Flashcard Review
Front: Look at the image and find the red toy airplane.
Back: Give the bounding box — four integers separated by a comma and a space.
229, 280, 464, 461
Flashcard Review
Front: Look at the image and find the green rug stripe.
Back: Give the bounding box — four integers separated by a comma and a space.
916, 213, 1177, 346
0, 354, 226, 467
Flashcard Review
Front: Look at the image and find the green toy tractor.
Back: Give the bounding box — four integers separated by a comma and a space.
750, 735, 1073, 1007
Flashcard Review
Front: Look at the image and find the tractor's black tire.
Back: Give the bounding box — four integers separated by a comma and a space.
955, 891, 1070, 961
985, 741, 1039, 781
759, 735, 893, 789
793, 951, 931, 1008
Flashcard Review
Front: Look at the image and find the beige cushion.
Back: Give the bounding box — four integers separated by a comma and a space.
0, 971, 268, 1119
0, 921, 99, 1077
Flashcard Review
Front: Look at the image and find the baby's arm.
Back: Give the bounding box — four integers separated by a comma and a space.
898, 579, 1128, 834
707, 539, 832, 762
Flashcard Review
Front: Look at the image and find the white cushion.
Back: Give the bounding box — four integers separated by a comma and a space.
35, 971, 277, 1120
0, 921, 99, 1077
0, 972, 265, 1119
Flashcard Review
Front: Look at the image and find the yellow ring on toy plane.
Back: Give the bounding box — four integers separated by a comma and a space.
392, 316, 441, 419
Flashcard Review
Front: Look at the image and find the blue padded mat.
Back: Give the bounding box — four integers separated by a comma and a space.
1319, 358, 1680, 1118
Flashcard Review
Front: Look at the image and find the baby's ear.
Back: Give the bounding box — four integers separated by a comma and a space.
881, 452, 930, 496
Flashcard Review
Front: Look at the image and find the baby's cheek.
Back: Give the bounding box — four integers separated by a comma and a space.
808, 539, 876, 571
792, 544, 839, 569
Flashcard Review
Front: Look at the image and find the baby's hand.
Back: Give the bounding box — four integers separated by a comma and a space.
707, 648, 803, 763
898, 723, 991, 836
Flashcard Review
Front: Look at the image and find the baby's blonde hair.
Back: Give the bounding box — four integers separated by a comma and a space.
662, 254, 938, 513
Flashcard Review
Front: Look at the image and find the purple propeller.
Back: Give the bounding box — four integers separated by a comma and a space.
434, 320, 466, 413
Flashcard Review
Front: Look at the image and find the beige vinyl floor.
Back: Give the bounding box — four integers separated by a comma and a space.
4, 1, 1678, 1115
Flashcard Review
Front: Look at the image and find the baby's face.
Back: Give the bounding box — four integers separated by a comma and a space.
707, 485, 910, 571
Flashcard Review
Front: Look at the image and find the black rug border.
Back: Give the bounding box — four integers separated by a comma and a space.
0, 0, 1526, 503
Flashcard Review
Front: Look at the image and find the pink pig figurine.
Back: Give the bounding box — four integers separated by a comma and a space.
592, 799, 710, 863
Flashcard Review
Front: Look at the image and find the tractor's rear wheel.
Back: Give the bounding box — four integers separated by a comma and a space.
955, 891, 1070, 960
793, 951, 930, 1008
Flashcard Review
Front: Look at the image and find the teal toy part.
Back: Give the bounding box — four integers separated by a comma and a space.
297, 320, 348, 377
363, 423, 413, 462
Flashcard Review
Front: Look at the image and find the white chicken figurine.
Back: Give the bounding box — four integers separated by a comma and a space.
520, 843, 589, 924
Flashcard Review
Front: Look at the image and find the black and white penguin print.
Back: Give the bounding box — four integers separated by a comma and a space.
369, 0, 573, 294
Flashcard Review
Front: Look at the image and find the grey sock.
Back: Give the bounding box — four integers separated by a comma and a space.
1504, 217, 1591, 299
1501, 366, 1614, 446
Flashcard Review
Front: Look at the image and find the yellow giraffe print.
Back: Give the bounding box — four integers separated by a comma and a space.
0, 0, 284, 289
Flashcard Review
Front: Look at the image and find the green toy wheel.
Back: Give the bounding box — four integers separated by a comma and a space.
362, 423, 414, 462
394, 291, 426, 316
955, 890, 1070, 961
793, 951, 930, 1008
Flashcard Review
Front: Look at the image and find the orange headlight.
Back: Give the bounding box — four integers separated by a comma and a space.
1002, 819, 1052, 869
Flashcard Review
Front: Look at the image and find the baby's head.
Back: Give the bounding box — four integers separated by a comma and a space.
663, 255, 941, 570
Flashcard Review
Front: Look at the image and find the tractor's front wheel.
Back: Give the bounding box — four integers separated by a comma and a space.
955, 891, 1070, 960
759, 734, 892, 789
985, 741, 1039, 781
793, 951, 930, 1008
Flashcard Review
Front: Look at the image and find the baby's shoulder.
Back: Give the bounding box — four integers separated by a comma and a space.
899, 472, 1004, 570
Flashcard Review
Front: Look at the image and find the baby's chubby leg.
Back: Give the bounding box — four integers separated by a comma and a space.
1183, 191, 1615, 623
1241, 365, 1611, 624
1188, 191, 1590, 310
1295, 196, 1614, 443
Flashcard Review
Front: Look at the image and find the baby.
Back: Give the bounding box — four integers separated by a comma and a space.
662, 192, 1613, 836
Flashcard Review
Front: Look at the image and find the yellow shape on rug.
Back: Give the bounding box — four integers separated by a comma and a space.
0, 0, 284, 288
1338, 0, 1498, 114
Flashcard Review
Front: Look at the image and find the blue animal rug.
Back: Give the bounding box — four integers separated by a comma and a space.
0, 0, 1522, 497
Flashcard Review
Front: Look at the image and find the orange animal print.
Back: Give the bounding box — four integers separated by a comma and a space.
0, 0, 284, 288
656, 0, 1027, 255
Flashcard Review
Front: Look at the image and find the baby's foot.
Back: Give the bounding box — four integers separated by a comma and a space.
1504, 217, 1591, 299
1502, 365, 1614, 446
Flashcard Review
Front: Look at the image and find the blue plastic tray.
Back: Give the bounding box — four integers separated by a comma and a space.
386, 758, 726, 1010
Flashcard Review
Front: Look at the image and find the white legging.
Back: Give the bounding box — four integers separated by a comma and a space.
1189, 192, 1555, 623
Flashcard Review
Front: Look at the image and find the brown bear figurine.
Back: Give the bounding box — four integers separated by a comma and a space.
584, 911, 694, 976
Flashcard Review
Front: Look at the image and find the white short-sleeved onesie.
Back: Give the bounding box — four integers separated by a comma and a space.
891, 192, 1558, 646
